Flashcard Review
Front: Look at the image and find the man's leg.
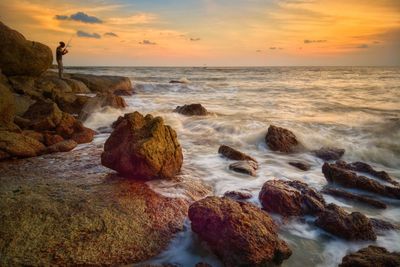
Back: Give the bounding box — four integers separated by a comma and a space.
57, 60, 63, 78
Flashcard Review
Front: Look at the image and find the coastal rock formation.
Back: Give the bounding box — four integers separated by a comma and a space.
321, 188, 387, 209
259, 180, 325, 216
288, 161, 310, 171
315, 203, 376, 241
223, 191, 253, 200
79, 92, 127, 120
0, 22, 52, 76
0, 131, 45, 160
56, 113, 95, 144
101, 112, 183, 179
188, 196, 292, 266
0, 82, 18, 131
313, 147, 345, 161
265, 125, 299, 153
229, 161, 258, 176
174, 103, 208, 116
339, 246, 400, 267
322, 162, 400, 199
218, 145, 257, 162
70, 73, 132, 94
0, 142, 209, 266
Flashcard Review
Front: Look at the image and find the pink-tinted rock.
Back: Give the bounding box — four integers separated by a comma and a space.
174, 104, 208, 116
339, 246, 400, 267
265, 125, 299, 153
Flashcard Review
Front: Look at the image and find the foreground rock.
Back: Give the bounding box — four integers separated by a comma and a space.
265, 125, 299, 153
259, 180, 325, 216
229, 161, 258, 176
0, 142, 209, 266
101, 112, 183, 179
188, 196, 292, 266
218, 145, 257, 162
0, 131, 45, 160
315, 203, 376, 240
321, 188, 387, 209
0, 22, 52, 76
313, 147, 345, 161
70, 73, 132, 94
174, 104, 208, 116
339, 246, 400, 267
322, 162, 400, 199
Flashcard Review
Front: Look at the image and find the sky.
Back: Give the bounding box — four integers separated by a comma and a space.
0, 0, 399, 66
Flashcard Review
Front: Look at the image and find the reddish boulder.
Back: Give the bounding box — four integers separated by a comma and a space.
188, 196, 292, 267
55, 113, 94, 144
218, 145, 257, 162
259, 180, 325, 216
0, 131, 45, 160
43, 133, 64, 146
223, 191, 253, 200
174, 104, 208, 116
101, 112, 183, 179
265, 125, 299, 153
339, 246, 400, 267
315, 203, 376, 241
23, 100, 62, 131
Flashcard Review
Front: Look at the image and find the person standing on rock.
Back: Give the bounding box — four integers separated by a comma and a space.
56, 41, 68, 78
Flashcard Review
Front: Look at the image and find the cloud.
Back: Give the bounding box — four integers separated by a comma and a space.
139, 40, 157, 45
108, 13, 157, 25
76, 30, 101, 39
270, 47, 283, 50
356, 44, 369, 49
304, 39, 327, 44
104, 32, 118, 37
190, 38, 201, 41
256, 50, 262, 52
55, 12, 102, 24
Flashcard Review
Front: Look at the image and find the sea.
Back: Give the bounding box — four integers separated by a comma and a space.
66, 66, 400, 267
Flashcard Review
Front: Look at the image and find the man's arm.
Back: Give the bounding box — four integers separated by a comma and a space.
62, 49, 68, 55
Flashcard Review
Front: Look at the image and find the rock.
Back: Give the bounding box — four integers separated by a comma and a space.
0, 141, 210, 266
62, 78, 91, 94
289, 161, 310, 171
101, 112, 183, 179
22, 130, 44, 143
0, 81, 18, 131
265, 125, 299, 153
79, 92, 127, 120
13, 93, 35, 116
195, 263, 212, 267
218, 145, 257, 162
188, 196, 292, 266
229, 161, 258, 176
174, 104, 208, 116
339, 246, 400, 267
313, 147, 345, 161
336, 160, 399, 186
43, 133, 64, 146
223, 191, 253, 200
14, 116, 31, 129
0, 131, 45, 160
55, 113, 95, 144
322, 162, 400, 199
315, 203, 376, 241
69, 73, 132, 94
0, 22, 53, 76
259, 180, 325, 216
369, 218, 400, 234
7, 75, 41, 98
114, 89, 133, 96
321, 188, 387, 209
55, 93, 89, 115
35, 76, 72, 96
23, 100, 63, 131
44, 139, 77, 153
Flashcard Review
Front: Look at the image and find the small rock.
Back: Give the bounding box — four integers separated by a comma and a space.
229, 161, 258, 176
339, 246, 400, 267
313, 147, 345, 161
224, 191, 253, 200
265, 125, 299, 153
174, 104, 208, 116
315, 203, 376, 241
370, 218, 400, 234
321, 188, 387, 209
218, 145, 257, 162
44, 139, 77, 153
288, 161, 310, 171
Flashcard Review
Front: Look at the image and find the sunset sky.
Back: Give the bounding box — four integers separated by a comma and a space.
0, 0, 399, 66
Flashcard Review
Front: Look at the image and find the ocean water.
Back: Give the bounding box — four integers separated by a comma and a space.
67, 66, 400, 266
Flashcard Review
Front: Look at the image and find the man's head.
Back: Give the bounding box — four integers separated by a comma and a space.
59, 41, 65, 48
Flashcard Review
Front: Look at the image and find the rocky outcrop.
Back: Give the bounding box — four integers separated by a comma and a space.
0, 82, 18, 131
70, 73, 132, 94
321, 188, 387, 209
265, 125, 299, 153
174, 104, 208, 116
223, 191, 252, 200
0, 22, 52, 76
79, 92, 127, 120
101, 112, 183, 179
288, 161, 310, 171
55, 113, 95, 144
218, 145, 256, 162
229, 161, 258, 176
313, 147, 345, 161
188, 196, 292, 267
44, 139, 77, 153
0, 131, 45, 160
259, 180, 325, 216
322, 162, 400, 199
315, 203, 376, 241
339, 246, 400, 267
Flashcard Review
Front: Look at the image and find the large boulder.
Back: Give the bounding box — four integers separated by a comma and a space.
218, 145, 257, 162
0, 82, 18, 131
0, 131, 45, 160
101, 112, 183, 179
55, 113, 95, 144
339, 246, 400, 267
69, 73, 132, 94
265, 125, 299, 153
188, 196, 292, 267
62, 78, 91, 94
0, 22, 52, 76
322, 162, 400, 199
259, 180, 325, 216
315, 203, 376, 241
22, 100, 63, 131
173, 104, 208, 116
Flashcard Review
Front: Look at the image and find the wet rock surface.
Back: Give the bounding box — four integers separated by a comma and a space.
288, 161, 310, 171
69, 73, 132, 94
315, 203, 376, 241
265, 125, 299, 153
223, 190, 253, 200
218, 145, 257, 162
101, 111, 183, 179
174, 103, 208, 116
339, 246, 400, 267
259, 180, 325, 216
313, 147, 345, 161
188, 196, 292, 267
321, 187, 387, 209
79, 92, 127, 120
229, 160, 258, 176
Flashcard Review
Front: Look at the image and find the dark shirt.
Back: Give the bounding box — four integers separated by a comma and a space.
56, 46, 64, 61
